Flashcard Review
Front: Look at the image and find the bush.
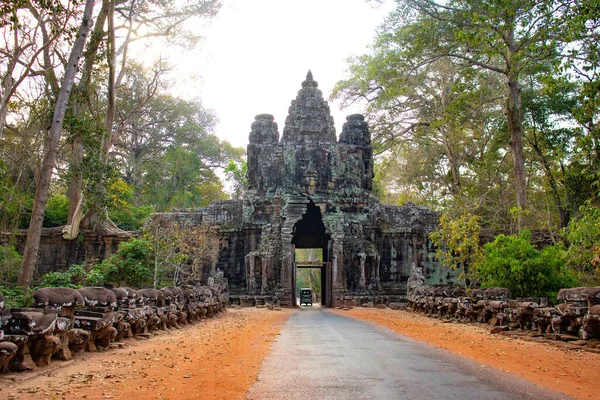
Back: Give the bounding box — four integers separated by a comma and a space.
0, 245, 22, 286
109, 204, 154, 231
564, 203, 600, 285
0, 286, 34, 308
98, 238, 153, 288
40, 271, 77, 288
39, 264, 106, 288
44, 194, 69, 227
84, 267, 106, 286
476, 230, 578, 300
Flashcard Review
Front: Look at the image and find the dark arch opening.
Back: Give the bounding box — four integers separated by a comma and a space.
291, 201, 332, 307
292, 201, 329, 248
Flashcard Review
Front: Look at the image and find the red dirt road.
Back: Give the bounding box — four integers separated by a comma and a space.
3, 307, 599, 400
335, 308, 600, 400
1, 308, 291, 400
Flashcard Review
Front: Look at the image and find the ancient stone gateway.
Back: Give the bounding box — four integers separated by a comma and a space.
157, 72, 444, 307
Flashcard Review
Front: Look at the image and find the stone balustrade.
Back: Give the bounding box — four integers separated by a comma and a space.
406, 285, 600, 344
0, 279, 228, 373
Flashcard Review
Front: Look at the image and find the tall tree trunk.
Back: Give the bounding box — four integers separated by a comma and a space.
529, 129, 570, 228
65, 2, 107, 234
18, 0, 96, 288
441, 128, 461, 197
102, 0, 117, 161
502, 21, 528, 232
506, 75, 527, 231
67, 136, 84, 224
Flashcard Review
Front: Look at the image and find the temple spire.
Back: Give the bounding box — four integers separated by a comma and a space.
282, 71, 335, 143
301, 69, 318, 88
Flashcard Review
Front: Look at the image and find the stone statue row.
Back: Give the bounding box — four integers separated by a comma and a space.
0, 281, 229, 373
407, 283, 600, 342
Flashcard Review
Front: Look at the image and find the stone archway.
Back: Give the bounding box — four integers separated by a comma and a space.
291, 201, 332, 307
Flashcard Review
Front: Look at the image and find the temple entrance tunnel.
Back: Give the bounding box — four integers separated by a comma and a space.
292, 201, 331, 307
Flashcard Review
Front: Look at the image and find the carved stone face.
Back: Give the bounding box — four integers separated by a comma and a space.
294, 146, 329, 192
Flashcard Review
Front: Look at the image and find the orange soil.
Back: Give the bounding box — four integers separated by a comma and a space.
1, 308, 292, 400
335, 308, 600, 400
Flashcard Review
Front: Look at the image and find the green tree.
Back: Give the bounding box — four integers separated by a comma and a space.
0, 159, 34, 231
334, 53, 506, 208
44, 194, 69, 227
141, 146, 227, 210
430, 210, 484, 285
19, 0, 97, 288
408, 0, 572, 229
63, 0, 223, 237
106, 179, 153, 231
521, 73, 580, 228
348, 0, 578, 229
225, 160, 248, 200
564, 203, 600, 285
559, 1, 600, 166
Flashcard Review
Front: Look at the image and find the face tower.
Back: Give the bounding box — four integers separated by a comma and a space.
157, 72, 442, 307
247, 71, 374, 198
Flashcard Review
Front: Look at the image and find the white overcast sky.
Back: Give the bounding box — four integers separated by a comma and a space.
163, 0, 394, 149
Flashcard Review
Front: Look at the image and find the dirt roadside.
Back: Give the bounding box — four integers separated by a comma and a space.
335, 308, 600, 400
1, 308, 292, 400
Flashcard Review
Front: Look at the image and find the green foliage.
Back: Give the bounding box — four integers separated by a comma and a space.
0, 160, 34, 231
0, 245, 22, 286
141, 146, 228, 210
106, 179, 154, 230
430, 210, 483, 283
84, 267, 106, 286
224, 159, 247, 200
98, 238, 154, 288
63, 104, 121, 222
564, 203, 600, 285
109, 205, 154, 231
477, 231, 578, 299
113, 74, 242, 211
82, 152, 122, 218
333, 0, 600, 231
39, 271, 77, 288
331, 12, 511, 219
0, 286, 34, 308
39, 263, 105, 288
44, 194, 69, 227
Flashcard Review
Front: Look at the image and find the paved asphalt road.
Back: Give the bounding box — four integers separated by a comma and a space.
247, 308, 570, 400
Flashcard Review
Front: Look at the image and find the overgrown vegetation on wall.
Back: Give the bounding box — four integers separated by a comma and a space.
431, 209, 599, 295
0, 221, 219, 306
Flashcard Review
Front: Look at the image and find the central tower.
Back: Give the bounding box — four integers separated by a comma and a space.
281, 71, 337, 143
246, 71, 374, 197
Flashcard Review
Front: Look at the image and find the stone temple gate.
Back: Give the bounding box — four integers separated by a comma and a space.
158, 72, 443, 307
